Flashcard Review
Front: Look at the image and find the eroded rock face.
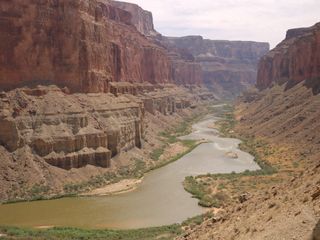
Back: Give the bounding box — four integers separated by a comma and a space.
109, 2, 203, 87
110, 1, 159, 37
0, 0, 202, 93
257, 22, 320, 90
0, 85, 146, 169
163, 36, 269, 97
0, 85, 213, 170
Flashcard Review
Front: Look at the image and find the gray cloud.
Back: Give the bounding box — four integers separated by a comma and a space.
123, 0, 320, 48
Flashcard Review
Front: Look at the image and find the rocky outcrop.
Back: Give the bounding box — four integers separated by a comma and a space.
110, 1, 159, 37
0, 85, 212, 171
0, 83, 215, 200
163, 36, 269, 97
257, 22, 320, 90
0, 86, 143, 169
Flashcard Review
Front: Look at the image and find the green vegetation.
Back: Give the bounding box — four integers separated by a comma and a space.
183, 104, 278, 208
148, 111, 208, 167
62, 159, 147, 195
150, 147, 166, 161
216, 104, 277, 175
181, 212, 214, 227
0, 225, 182, 240
215, 105, 236, 136
0, 211, 218, 240
3, 184, 77, 205
184, 176, 229, 208
149, 140, 201, 171
238, 138, 277, 175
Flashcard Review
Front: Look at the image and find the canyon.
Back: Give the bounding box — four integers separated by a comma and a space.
0, 0, 268, 201
0, 0, 319, 239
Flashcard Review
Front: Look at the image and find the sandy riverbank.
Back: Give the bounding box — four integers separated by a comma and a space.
81, 178, 143, 196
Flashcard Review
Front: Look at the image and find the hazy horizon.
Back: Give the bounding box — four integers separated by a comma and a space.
124, 0, 320, 48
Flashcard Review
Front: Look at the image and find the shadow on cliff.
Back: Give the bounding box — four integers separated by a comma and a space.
283, 77, 320, 95
304, 77, 320, 95
0, 80, 65, 92
312, 219, 320, 240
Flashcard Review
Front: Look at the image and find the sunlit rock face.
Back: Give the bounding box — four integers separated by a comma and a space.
257, 22, 320, 90
109, 1, 204, 86
109, 0, 159, 37
0, 0, 203, 93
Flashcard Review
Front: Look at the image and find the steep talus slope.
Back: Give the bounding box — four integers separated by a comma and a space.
237, 83, 320, 159
178, 86, 320, 240
178, 23, 320, 240
179, 163, 320, 240
162, 36, 269, 98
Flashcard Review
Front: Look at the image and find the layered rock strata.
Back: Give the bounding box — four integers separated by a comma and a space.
0, 85, 213, 171
0, 84, 214, 200
257, 22, 320, 90
0, 0, 201, 93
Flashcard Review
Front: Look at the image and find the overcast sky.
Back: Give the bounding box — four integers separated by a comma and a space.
124, 0, 320, 48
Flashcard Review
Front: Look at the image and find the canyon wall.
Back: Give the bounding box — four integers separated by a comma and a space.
163, 36, 269, 97
257, 22, 320, 90
0, 0, 269, 95
0, 85, 212, 170
0, 0, 209, 183
238, 21, 320, 158
0, 0, 201, 93
110, 1, 203, 86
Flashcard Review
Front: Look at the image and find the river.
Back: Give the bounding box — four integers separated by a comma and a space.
0, 106, 260, 229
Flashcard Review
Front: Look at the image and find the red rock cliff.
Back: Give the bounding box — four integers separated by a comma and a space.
0, 0, 201, 93
257, 22, 320, 89
108, 2, 203, 86
110, 1, 159, 37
